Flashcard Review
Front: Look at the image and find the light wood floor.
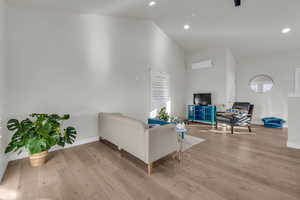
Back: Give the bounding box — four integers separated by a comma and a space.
1, 125, 300, 200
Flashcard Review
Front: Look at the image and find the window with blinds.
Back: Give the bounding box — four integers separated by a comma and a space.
150, 71, 171, 118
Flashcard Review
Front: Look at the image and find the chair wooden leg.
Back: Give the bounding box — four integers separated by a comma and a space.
148, 163, 153, 176
231, 125, 234, 134
248, 126, 252, 132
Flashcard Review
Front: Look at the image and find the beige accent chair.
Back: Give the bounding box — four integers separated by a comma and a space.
98, 112, 178, 175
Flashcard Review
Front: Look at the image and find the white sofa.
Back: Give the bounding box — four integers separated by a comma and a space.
98, 112, 178, 175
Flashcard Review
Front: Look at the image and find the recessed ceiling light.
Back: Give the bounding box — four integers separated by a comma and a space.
184, 24, 190, 30
149, 1, 156, 7
281, 28, 291, 34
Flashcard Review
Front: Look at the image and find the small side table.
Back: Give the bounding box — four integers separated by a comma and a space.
175, 128, 187, 161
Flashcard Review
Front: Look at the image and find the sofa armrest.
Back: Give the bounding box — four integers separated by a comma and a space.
145, 124, 178, 164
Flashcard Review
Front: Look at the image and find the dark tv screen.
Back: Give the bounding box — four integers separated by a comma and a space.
193, 93, 212, 106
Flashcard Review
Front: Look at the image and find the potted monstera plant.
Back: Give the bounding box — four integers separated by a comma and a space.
5, 113, 77, 167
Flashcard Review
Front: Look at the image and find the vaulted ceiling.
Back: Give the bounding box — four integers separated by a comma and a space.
8, 0, 300, 59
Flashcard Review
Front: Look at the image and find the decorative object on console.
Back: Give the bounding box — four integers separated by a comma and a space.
5, 113, 77, 167
262, 117, 285, 128
216, 102, 254, 134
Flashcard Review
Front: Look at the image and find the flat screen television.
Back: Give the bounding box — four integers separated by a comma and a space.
193, 93, 212, 106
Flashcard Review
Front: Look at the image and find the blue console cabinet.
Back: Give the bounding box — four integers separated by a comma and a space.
187, 105, 216, 124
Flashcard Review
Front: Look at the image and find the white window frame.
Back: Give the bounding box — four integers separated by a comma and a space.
150, 71, 171, 118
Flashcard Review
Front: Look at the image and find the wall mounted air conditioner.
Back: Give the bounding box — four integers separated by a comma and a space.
191, 60, 213, 70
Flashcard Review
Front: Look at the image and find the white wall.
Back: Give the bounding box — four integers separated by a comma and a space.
236, 50, 300, 124
0, 0, 7, 182
185, 48, 236, 109
186, 48, 227, 105
225, 49, 236, 108
288, 97, 300, 149
6, 6, 186, 149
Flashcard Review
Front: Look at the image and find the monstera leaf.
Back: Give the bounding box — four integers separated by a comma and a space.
7, 119, 20, 131
58, 127, 77, 147
5, 114, 77, 155
5, 119, 33, 153
64, 127, 77, 144
49, 114, 70, 121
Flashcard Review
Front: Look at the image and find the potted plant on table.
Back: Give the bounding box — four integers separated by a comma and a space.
158, 107, 170, 122
157, 107, 180, 123
5, 113, 77, 167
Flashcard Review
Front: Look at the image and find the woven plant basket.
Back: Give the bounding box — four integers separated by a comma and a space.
29, 151, 48, 167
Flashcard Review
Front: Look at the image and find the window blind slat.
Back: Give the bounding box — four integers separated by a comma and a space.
151, 71, 170, 111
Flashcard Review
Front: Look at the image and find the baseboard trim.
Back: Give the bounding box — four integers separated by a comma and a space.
287, 142, 300, 149
9, 136, 99, 161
